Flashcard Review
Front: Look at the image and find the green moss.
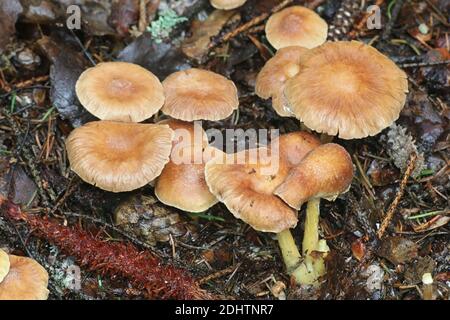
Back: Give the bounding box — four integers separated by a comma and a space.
147, 9, 187, 43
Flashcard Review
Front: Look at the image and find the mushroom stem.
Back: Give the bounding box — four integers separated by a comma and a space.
276, 229, 301, 272
292, 198, 329, 286
302, 198, 321, 256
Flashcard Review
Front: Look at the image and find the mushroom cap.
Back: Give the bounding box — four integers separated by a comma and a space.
155, 119, 219, 212
162, 68, 239, 121
0, 249, 9, 283
205, 148, 297, 233
273, 131, 321, 168
256, 46, 308, 116
265, 6, 328, 50
66, 121, 173, 193
275, 143, 354, 210
284, 41, 409, 139
0, 254, 49, 300
76, 62, 165, 122
210, 0, 246, 10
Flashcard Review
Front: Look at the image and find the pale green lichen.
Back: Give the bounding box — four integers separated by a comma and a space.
147, 9, 187, 43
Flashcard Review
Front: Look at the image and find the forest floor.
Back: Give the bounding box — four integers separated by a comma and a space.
0, 0, 448, 300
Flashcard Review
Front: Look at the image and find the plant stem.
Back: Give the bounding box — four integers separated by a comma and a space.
276, 229, 301, 272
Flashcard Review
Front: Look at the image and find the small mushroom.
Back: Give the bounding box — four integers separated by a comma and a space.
284, 41, 409, 139
162, 68, 239, 121
265, 6, 328, 50
275, 144, 353, 210
0, 249, 10, 283
205, 132, 320, 276
155, 119, 219, 212
255, 46, 308, 117
66, 121, 173, 192
274, 143, 353, 285
0, 253, 49, 300
76, 62, 165, 122
210, 0, 247, 10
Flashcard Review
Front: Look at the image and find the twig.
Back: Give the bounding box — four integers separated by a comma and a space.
377, 152, 418, 239
207, 0, 293, 51
349, 0, 385, 39
400, 59, 450, 68
199, 263, 241, 285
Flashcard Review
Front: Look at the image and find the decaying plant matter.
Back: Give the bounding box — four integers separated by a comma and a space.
0, 196, 213, 300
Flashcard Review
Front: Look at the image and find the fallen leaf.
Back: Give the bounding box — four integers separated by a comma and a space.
0, 0, 23, 53
182, 10, 236, 61
378, 236, 418, 265
37, 34, 92, 127
351, 238, 366, 261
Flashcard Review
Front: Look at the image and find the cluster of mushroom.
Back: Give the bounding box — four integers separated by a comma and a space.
65, 4, 409, 288
251, 6, 408, 284
0, 249, 49, 300
69, 62, 238, 214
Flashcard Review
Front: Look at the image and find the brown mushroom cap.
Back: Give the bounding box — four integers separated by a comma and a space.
205, 148, 297, 233
66, 121, 173, 193
0, 249, 9, 283
155, 119, 219, 212
256, 46, 308, 116
284, 41, 409, 139
162, 68, 239, 121
76, 62, 165, 122
265, 6, 328, 50
0, 254, 49, 300
210, 0, 246, 10
273, 131, 321, 168
274, 143, 353, 210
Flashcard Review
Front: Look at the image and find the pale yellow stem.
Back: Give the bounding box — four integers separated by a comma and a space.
276, 229, 301, 272
302, 198, 320, 256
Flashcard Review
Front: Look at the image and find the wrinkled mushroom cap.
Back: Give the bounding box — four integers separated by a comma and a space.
0, 249, 9, 283
76, 62, 165, 122
205, 148, 297, 233
210, 0, 247, 10
155, 120, 219, 212
0, 255, 49, 300
66, 121, 173, 193
162, 68, 239, 121
275, 143, 353, 210
265, 6, 328, 50
256, 46, 308, 116
285, 41, 409, 139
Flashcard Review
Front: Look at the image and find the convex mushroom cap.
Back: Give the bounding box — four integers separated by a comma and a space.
76, 62, 165, 122
275, 143, 353, 210
206, 148, 296, 233
284, 41, 409, 139
210, 0, 247, 10
205, 131, 320, 233
0, 254, 49, 300
162, 68, 239, 121
0, 249, 9, 283
255, 46, 308, 116
265, 6, 328, 49
155, 120, 219, 212
274, 131, 321, 168
66, 121, 173, 192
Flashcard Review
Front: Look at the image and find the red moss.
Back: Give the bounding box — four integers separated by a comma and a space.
0, 196, 213, 300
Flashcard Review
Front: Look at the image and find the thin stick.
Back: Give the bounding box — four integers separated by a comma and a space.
208, 0, 293, 51
377, 153, 418, 239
